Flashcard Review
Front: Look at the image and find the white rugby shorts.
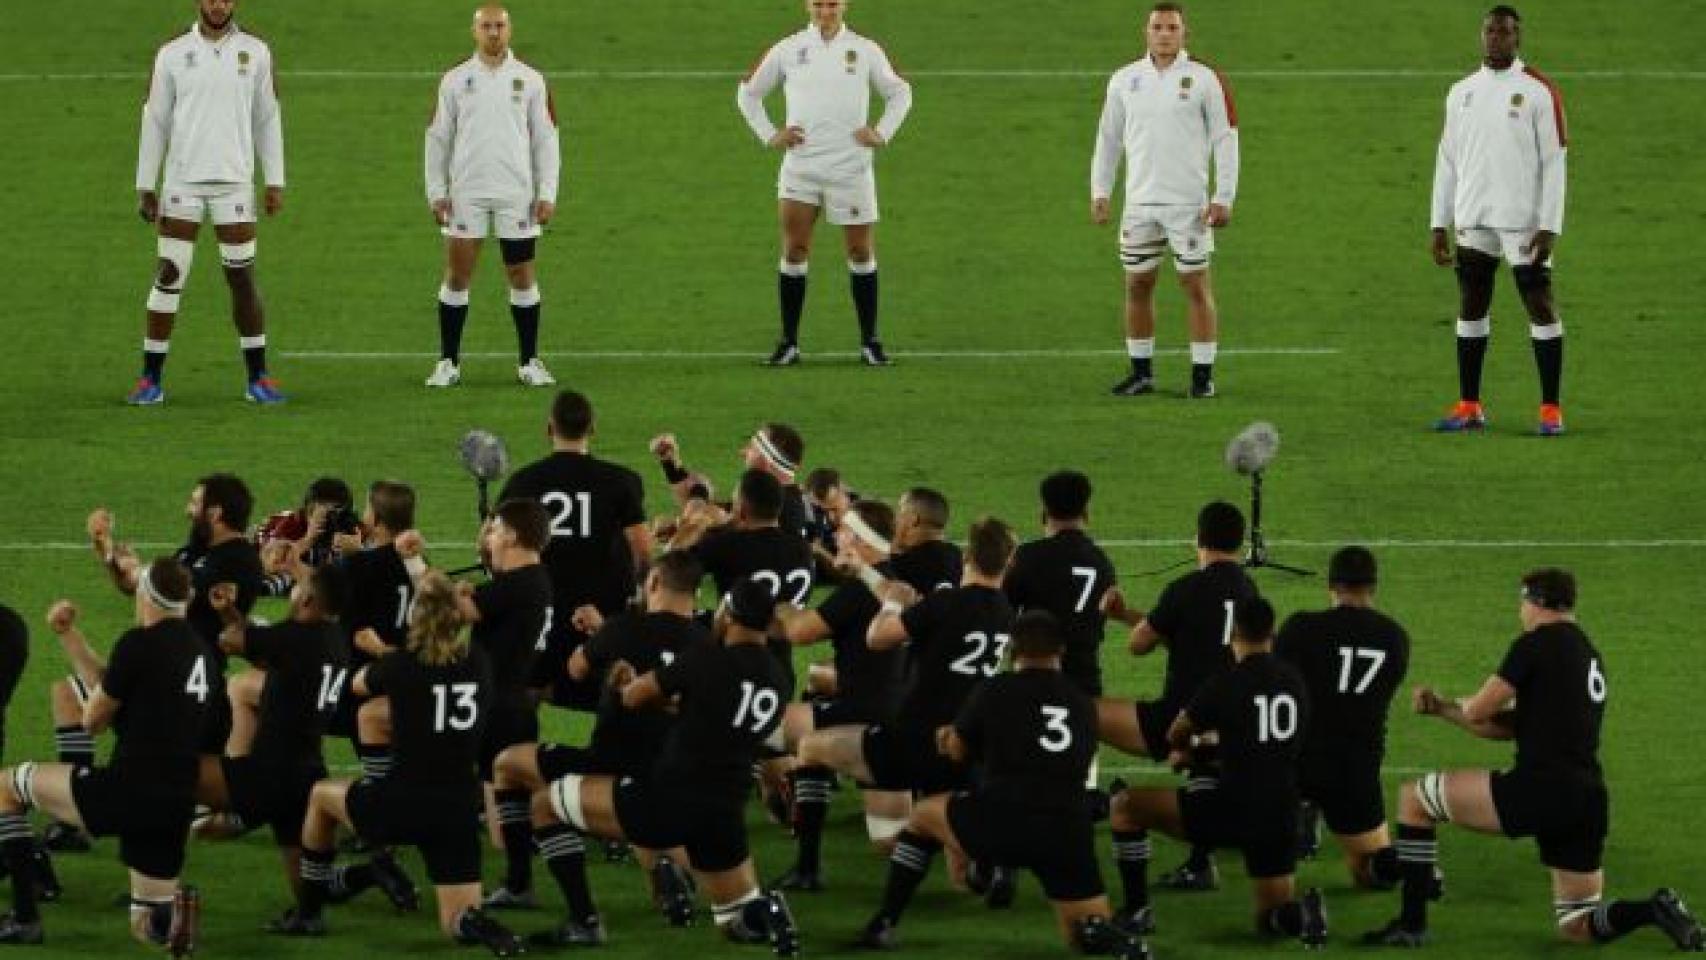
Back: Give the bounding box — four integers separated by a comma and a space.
778, 157, 879, 226
1455, 227, 1553, 267
160, 182, 257, 226
1119, 204, 1215, 274
444, 195, 541, 240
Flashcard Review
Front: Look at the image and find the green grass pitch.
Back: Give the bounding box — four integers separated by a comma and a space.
1, 0, 1703, 956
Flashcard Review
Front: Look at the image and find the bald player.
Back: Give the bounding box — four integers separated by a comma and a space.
130, 0, 286, 406
424, 4, 562, 390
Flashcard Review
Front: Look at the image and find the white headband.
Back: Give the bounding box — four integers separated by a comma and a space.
139, 565, 188, 616
752, 430, 797, 480
842, 510, 892, 555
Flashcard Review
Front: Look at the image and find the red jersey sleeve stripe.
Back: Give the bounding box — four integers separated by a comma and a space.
1522, 65, 1568, 147
1192, 57, 1239, 127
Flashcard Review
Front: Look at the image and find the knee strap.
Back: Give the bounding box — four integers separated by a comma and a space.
219, 239, 256, 270
499, 237, 536, 266
1556, 895, 1601, 929
1416, 772, 1453, 824
549, 774, 587, 830
10, 762, 37, 811
147, 237, 195, 313
864, 814, 908, 843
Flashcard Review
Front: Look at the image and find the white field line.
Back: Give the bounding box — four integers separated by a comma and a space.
3, 68, 1704, 81
281, 347, 1336, 361
1103, 763, 1430, 780
5, 538, 1703, 552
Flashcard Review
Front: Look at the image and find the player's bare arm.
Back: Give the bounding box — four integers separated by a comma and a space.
46, 602, 107, 693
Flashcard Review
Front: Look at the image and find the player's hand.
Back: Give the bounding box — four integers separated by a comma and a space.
648, 433, 680, 464
46, 601, 78, 635
1430, 229, 1454, 267
1090, 197, 1112, 226
353, 628, 388, 658
853, 126, 886, 148
260, 540, 292, 574
394, 530, 426, 560
1413, 685, 1444, 716
431, 198, 452, 227
571, 604, 604, 635
1165, 748, 1192, 773
877, 580, 919, 608
607, 659, 637, 691
934, 725, 954, 756
263, 186, 284, 216
207, 582, 237, 612
769, 125, 806, 150
533, 200, 555, 226
87, 508, 115, 555
1202, 203, 1231, 228
1525, 230, 1556, 263
138, 191, 159, 224
1100, 586, 1128, 621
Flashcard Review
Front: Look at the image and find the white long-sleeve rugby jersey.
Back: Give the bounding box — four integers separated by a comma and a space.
1091, 51, 1239, 209
736, 24, 912, 175
425, 51, 560, 204
136, 23, 284, 190
1431, 57, 1568, 235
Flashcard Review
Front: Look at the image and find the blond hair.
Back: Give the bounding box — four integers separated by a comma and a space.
408, 571, 471, 667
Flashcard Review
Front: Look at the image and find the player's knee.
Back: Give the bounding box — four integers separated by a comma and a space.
219, 239, 256, 273
529, 787, 557, 827
2, 762, 35, 811
783, 243, 810, 263
147, 237, 195, 313
492, 745, 534, 789
49, 679, 76, 716
1124, 269, 1159, 295
1108, 790, 1135, 830
865, 813, 907, 846
846, 245, 873, 266
498, 237, 536, 267
1512, 262, 1551, 295
1413, 773, 1454, 824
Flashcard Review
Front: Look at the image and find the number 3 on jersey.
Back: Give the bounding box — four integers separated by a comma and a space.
1038, 705, 1073, 752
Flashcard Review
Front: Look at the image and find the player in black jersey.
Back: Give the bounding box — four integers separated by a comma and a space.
652, 422, 811, 539
50, 476, 264, 853
855, 611, 1148, 958
447, 499, 554, 910
0, 606, 27, 764
677, 469, 815, 690
801, 466, 858, 568
1273, 546, 1410, 887
1006, 471, 1118, 697
490, 550, 710, 946
1367, 568, 1705, 951
0, 559, 208, 951
499, 390, 650, 711
535, 578, 801, 955
276, 571, 524, 957
796, 518, 1015, 837
1098, 500, 1255, 891
329, 481, 422, 782
195, 566, 416, 919
774, 492, 964, 888
1108, 598, 1327, 948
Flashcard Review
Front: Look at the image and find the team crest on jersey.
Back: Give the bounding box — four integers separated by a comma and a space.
464, 75, 476, 93
1509, 91, 1523, 117
1178, 75, 1192, 99
512, 76, 524, 103
184, 50, 197, 69
845, 49, 858, 74
237, 50, 250, 75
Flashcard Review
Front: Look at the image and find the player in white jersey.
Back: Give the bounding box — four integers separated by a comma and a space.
423, 4, 562, 390
131, 0, 285, 406
1430, 6, 1570, 437
1091, 2, 1239, 400
737, 0, 913, 368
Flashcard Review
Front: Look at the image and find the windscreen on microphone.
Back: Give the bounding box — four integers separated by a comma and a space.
1224, 422, 1280, 475
458, 430, 510, 483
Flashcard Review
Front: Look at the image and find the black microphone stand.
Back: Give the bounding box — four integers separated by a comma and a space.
444, 477, 494, 577
1244, 470, 1313, 576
